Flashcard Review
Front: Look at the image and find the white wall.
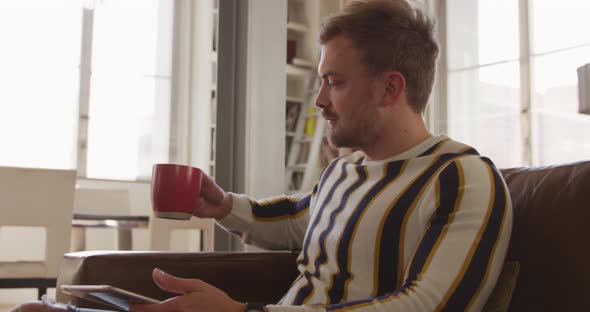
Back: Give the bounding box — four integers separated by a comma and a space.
236, 0, 287, 198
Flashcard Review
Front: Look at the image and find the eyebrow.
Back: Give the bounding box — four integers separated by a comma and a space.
319, 71, 343, 79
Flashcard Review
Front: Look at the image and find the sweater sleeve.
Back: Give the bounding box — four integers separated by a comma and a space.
262, 156, 513, 311
216, 189, 315, 251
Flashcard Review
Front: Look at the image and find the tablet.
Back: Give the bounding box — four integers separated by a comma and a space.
60, 285, 161, 311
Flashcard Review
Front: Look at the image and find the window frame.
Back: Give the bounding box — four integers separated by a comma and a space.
427, 0, 539, 167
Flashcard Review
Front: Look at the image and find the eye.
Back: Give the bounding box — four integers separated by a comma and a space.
328, 80, 341, 86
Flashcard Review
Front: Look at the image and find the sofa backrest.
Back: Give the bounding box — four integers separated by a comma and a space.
500, 161, 590, 311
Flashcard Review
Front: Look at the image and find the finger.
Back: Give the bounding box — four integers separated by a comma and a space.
152, 268, 206, 295
192, 198, 205, 217
200, 174, 224, 204
130, 303, 160, 312
130, 297, 179, 312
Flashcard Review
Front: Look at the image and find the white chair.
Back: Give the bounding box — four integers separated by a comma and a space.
149, 217, 214, 252
0, 167, 76, 299
71, 188, 132, 251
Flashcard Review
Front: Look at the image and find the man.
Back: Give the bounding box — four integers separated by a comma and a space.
130, 1, 512, 311
14, 0, 512, 311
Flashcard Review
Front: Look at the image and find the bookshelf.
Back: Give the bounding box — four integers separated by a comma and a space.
285, 0, 342, 193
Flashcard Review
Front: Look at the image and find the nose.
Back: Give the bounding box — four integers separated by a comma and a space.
314, 82, 328, 110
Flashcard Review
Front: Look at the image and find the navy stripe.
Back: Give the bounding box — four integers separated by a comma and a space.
311, 184, 319, 196
327, 296, 374, 311
281, 274, 305, 305
252, 195, 311, 218
297, 271, 314, 303
442, 158, 506, 311
405, 162, 460, 283
292, 159, 359, 304
376, 153, 463, 296
316, 155, 347, 197
296, 164, 369, 304
328, 160, 406, 304
462, 148, 479, 156
299, 158, 362, 267
326, 288, 406, 311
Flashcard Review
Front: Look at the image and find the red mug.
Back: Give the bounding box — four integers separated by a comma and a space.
151, 164, 203, 220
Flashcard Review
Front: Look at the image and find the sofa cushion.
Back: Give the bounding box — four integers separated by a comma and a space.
500, 161, 590, 311
482, 261, 519, 312
57, 251, 300, 309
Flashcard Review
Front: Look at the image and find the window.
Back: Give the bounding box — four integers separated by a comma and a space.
530, 0, 590, 165
442, 0, 590, 168
0, 0, 81, 170
0, 0, 174, 181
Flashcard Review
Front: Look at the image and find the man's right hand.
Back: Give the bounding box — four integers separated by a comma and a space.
193, 173, 233, 220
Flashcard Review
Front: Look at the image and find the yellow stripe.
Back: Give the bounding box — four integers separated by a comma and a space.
464, 180, 510, 311
304, 166, 368, 304
258, 196, 300, 206
396, 155, 469, 289
309, 305, 325, 310
430, 138, 451, 155
458, 145, 474, 154
252, 205, 309, 222
338, 161, 408, 301
250, 193, 311, 222
333, 291, 406, 312
432, 161, 496, 311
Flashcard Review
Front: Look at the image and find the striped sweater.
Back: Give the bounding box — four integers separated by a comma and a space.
218, 135, 513, 312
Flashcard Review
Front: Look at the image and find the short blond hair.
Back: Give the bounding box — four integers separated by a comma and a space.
320, 0, 439, 112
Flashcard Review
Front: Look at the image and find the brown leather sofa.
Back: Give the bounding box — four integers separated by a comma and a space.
56, 161, 590, 311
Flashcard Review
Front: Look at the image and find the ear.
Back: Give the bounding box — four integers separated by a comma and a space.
382, 71, 406, 105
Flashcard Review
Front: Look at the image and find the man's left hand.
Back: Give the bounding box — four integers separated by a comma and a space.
131, 268, 245, 312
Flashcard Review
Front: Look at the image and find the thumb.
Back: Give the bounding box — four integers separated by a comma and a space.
152, 268, 205, 295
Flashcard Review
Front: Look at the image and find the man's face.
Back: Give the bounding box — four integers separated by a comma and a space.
315, 35, 384, 149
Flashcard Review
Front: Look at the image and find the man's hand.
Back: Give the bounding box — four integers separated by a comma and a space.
193, 173, 233, 220
131, 268, 245, 312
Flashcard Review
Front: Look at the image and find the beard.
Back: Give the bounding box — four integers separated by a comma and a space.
326, 115, 375, 149
322, 90, 382, 150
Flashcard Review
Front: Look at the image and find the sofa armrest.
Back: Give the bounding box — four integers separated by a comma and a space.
56, 251, 299, 309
